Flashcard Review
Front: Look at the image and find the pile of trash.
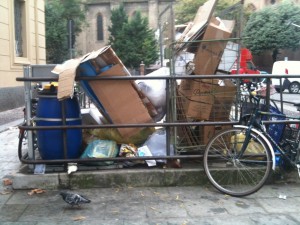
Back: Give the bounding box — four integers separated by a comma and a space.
47, 45, 172, 167
171, 0, 238, 147
39, 0, 238, 166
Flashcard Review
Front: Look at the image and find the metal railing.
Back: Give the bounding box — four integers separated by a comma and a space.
16, 65, 300, 172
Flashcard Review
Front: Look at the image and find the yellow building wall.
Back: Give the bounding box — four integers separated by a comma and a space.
0, 0, 46, 88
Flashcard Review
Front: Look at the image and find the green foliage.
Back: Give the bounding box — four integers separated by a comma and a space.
45, 1, 67, 64
175, 0, 206, 24
242, 1, 300, 61
108, 7, 158, 69
215, 0, 239, 14
108, 4, 128, 45
174, 0, 239, 24
45, 0, 86, 64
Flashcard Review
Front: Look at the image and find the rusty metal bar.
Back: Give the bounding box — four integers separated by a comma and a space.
19, 121, 239, 131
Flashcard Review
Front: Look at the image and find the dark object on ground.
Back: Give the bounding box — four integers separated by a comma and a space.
60, 192, 91, 207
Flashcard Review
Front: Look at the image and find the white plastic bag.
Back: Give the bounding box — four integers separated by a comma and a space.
143, 129, 174, 162
136, 67, 170, 122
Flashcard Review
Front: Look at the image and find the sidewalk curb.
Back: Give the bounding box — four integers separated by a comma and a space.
0, 119, 23, 133
11, 166, 299, 190
11, 167, 209, 190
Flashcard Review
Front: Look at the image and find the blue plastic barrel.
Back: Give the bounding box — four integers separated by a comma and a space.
35, 95, 82, 160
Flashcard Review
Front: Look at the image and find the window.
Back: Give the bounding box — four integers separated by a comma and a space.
14, 0, 27, 57
97, 14, 104, 41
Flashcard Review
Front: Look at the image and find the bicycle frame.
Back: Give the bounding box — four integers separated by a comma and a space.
235, 124, 276, 170
239, 95, 300, 170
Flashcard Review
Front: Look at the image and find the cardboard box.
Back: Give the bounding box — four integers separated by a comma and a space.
178, 92, 213, 121
179, 78, 219, 103
178, 79, 236, 121
193, 18, 235, 75
53, 46, 153, 138
178, 79, 219, 120
209, 80, 236, 121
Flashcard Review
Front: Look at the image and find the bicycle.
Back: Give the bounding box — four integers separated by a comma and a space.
203, 87, 300, 197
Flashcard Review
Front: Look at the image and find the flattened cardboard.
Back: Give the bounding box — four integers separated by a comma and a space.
54, 46, 131, 100
193, 19, 235, 75
88, 64, 153, 138
54, 58, 82, 99
175, 0, 218, 53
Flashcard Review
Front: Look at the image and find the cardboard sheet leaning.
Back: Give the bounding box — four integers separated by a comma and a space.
52, 46, 153, 138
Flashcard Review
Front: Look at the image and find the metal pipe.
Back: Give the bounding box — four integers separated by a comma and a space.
17, 74, 300, 82
19, 121, 239, 131
166, 78, 170, 156
61, 100, 68, 163
19, 119, 298, 131
23, 65, 35, 170
68, 19, 73, 59
17, 127, 203, 165
18, 155, 203, 165
158, 4, 171, 66
279, 78, 283, 112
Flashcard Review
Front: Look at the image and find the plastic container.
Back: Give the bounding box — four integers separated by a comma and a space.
35, 95, 82, 160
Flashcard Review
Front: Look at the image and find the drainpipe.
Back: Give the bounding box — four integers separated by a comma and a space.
34, 0, 39, 64
158, 4, 171, 67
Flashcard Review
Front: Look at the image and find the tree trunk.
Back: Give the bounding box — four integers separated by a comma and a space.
272, 49, 278, 63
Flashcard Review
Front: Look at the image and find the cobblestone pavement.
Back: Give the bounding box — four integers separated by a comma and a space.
0, 127, 22, 179
1, 124, 300, 224
0, 107, 24, 181
1, 108, 300, 224
0, 183, 300, 224
0, 107, 23, 126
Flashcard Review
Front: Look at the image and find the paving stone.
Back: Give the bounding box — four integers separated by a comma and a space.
2, 122, 300, 224
0, 204, 28, 222
256, 197, 300, 214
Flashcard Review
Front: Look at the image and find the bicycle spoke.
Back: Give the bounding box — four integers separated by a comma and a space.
204, 127, 272, 197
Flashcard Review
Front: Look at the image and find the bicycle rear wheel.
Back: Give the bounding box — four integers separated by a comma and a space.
203, 127, 272, 197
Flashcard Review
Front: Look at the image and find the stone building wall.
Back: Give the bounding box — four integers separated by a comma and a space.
75, 0, 173, 55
